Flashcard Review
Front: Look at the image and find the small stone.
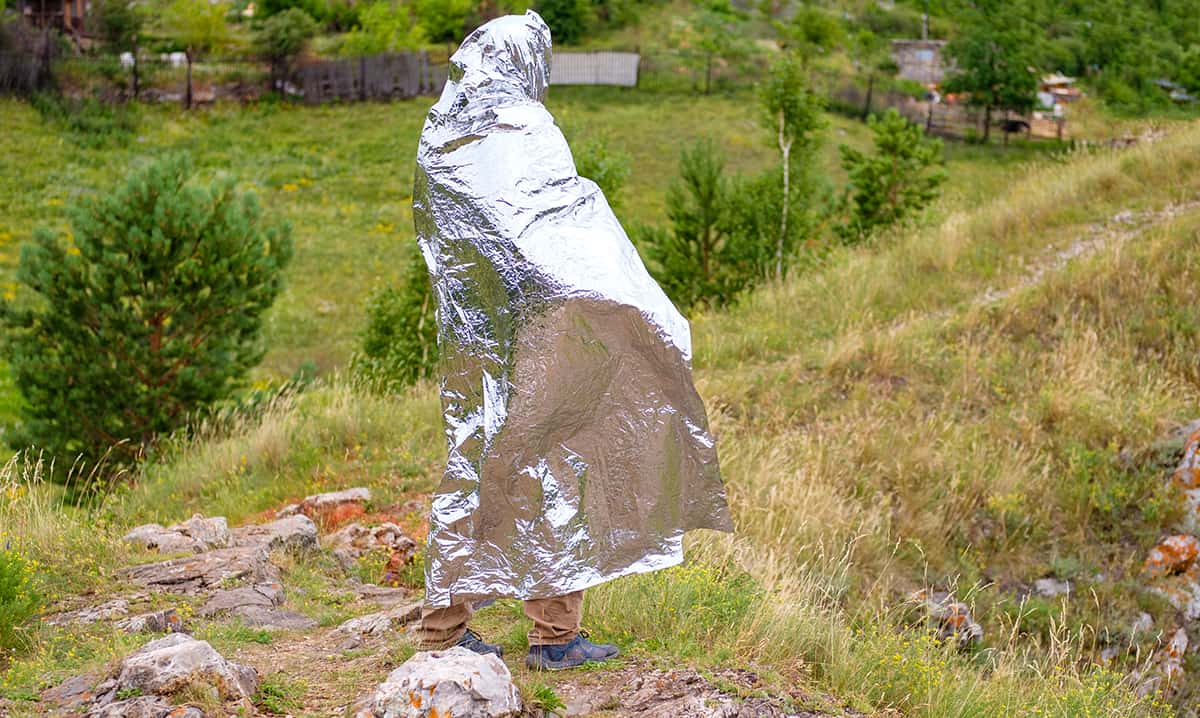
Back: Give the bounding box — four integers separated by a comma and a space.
85, 695, 204, 718
200, 583, 285, 617
1033, 578, 1071, 598
115, 634, 258, 701
1132, 612, 1154, 635
42, 673, 99, 710
335, 602, 422, 639
279, 488, 371, 521
231, 605, 318, 631
353, 647, 521, 718
337, 635, 364, 652
233, 514, 319, 553
1136, 627, 1188, 697
115, 609, 185, 634
46, 599, 131, 626
1173, 426, 1200, 534
123, 515, 233, 554
1145, 535, 1200, 577
326, 522, 418, 572
911, 590, 983, 646
353, 583, 414, 608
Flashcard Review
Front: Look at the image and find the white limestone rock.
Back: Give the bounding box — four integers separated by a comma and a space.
354, 647, 521, 718
115, 634, 258, 701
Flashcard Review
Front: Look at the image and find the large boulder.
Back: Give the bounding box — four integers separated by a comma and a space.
123, 515, 233, 554
115, 634, 258, 701
354, 647, 521, 718
232, 514, 319, 553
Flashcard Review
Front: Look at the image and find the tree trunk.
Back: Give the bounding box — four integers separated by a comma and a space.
862, 73, 875, 121
132, 45, 140, 100
983, 104, 992, 142
184, 49, 193, 110
776, 109, 791, 282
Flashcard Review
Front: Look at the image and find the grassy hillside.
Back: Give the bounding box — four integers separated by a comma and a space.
3, 103, 1197, 714
0, 89, 1059, 427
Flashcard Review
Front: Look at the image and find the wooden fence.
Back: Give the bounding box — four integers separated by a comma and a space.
298, 51, 446, 104
550, 51, 639, 87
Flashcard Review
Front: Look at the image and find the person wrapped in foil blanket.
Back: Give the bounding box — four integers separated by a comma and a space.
411, 10, 733, 669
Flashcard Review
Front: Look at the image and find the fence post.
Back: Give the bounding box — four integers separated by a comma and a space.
359, 55, 367, 102
635, 45, 641, 89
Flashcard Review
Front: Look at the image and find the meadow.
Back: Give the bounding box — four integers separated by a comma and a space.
2, 76, 1197, 716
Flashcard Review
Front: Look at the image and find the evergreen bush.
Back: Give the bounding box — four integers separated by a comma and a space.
351, 247, 437, 391
0, 155, 292, 484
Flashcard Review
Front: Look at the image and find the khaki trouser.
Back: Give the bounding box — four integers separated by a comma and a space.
417, 590, 584, 649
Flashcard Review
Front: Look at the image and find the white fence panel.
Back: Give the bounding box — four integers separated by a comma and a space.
551, 52, 639, 87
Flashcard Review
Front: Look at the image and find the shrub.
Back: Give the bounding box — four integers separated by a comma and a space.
837, 108, 945, 243
534, 0, 591, 45
340, 1, 426, 55
0, 155, 292, 485
573, 134, 631, 207
413, 0, 472, 43
0, 546, 40, 654
350, 247, 436, 391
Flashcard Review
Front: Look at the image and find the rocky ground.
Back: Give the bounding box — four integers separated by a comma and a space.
6, 488, 851, 718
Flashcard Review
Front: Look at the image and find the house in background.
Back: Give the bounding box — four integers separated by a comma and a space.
891, 39, 947, 86
13, 0, 89, 38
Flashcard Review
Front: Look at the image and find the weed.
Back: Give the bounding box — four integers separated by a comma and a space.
254, 672, 307, 715
525, 681, 566, 714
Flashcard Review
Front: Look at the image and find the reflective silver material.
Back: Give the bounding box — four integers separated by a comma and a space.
414, 10, 733, 608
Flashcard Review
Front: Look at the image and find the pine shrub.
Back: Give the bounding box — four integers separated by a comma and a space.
351, 247, 437, 392
0, 155, 293, 484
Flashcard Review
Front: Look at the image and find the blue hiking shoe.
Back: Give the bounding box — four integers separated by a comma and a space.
456, 628, 503, 657
525, 632, 619, 671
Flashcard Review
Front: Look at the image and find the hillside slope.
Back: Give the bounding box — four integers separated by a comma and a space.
3, 122, 1200, 716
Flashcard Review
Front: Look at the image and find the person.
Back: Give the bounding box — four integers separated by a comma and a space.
411, 10, 733, 671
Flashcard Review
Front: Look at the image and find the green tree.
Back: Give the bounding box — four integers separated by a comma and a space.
942, 0, 1038, 142
773, 3, 843, 68
535, 0, 591, 45
671, 0, 753, 95
160, 0, 232, 109
0, 155, 292, 483
253, 7, 318, 93
850, 29, 898, 120
340, 1, 426, 55
837, 108, 946, 242
414, 0, 472, 43
90, 0, 145, 98
351, 248, 437, 391
639, 139, 759, 311
759, 52, 824, 279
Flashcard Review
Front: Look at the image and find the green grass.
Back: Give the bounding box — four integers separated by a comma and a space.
1, 89, 1195, 715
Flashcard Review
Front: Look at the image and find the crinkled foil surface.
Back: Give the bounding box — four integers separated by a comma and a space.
414, 11, 733, 607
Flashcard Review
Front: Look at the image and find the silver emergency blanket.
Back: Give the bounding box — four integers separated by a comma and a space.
414, 10, 733, 607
